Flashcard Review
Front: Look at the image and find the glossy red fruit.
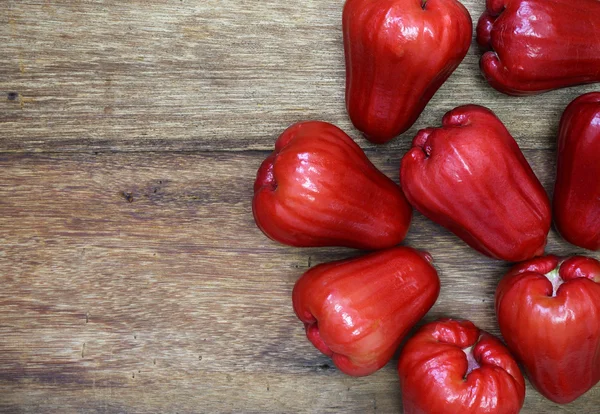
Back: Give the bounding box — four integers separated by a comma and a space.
343, 0, 472, 143
293, 247, 440, 377
496, 255, 600, 404
253, 121, 412, 249
400, 105, 551, 262
553, 93, 600, 250
476, 0, 600, 95
398, 319, 525, 414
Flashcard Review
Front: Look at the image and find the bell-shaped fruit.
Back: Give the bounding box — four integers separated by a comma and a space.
553, 93, 600, 250
398, 319, 525, 413
343, 0, 472, 143
496, 255, 600, 403
477, 0, 600, 95
253, 121, 412, 249
400, 105, 551, 262
293, 247, 440, 376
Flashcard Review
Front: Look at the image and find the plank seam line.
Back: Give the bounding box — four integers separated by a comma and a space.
0, 148, 555, 156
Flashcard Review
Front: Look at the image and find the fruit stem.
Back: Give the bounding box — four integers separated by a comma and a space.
462, 344, 480, 379
544, 267, 563, 297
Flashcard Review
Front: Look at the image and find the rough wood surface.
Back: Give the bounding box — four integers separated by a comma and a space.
1, 0, 598, 153
0, 1, 599, 413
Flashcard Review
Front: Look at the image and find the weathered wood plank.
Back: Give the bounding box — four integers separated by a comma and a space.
0, 151, 598, 412
1, 1, 598, 153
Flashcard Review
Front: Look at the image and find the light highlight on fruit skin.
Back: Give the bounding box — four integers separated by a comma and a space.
292, 247, 440, 377
253, 121, 412, 250
398, 319, 525, 414
476, 0, 600, 95
343, 0, 472, 143
496, 255, 600, 404
400, 105, 551, 262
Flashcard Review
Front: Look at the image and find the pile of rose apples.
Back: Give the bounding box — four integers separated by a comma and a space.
252, 0, 600, 412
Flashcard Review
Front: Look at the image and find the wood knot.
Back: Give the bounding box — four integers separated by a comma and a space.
122, 192, 134, 203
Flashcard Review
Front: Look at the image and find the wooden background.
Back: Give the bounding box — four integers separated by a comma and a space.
1, 1, 599, 412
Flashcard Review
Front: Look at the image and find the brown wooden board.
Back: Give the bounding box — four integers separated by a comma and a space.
1, 1, 599, 413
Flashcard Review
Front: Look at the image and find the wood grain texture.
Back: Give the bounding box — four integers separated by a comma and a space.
1, 152, 599, 413
1, 0, 598, 153
1, 0, 599, 413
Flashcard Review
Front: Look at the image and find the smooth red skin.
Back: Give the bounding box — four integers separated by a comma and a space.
554, 93, 600, 251
400, 105, 551, 262
476, 0, 600, 96
496, 255, 600, 404
343, 0, 472, 144
398, 319, 525, 414
253, 121, 412, 249
293, 247, 440, 377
